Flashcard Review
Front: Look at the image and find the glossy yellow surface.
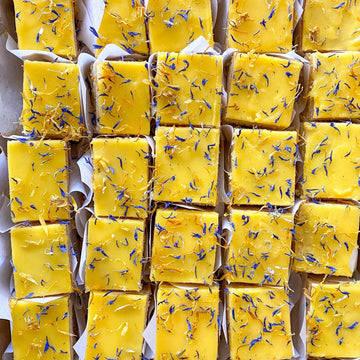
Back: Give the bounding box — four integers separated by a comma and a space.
153, 126, 220, 206
230, 129, 297, 206
155, 283, 219, 360
94, 61, 150, 135
8, 140, 69, 223
227, 0, 294, 53
308, 52, 360, 119
147, 0, 214, 53
95, 0, 148, 56
226, 53, 302, 129
155, 52, 222, 127
227, 285, 293, 360
226, 209, 293, 286
10, 295, 72, 360
307, 281, 360, 358
92, 137, 150, 219
11, 223, 73, 299
302, 0, 360, 51
21, 61, 84, 140
85, 217, 145, 291
86, 291, 148, 360
293, 202, 359, 276
302, 122, 360, 200
151, 208, 219, 283
13, 0, 77, 59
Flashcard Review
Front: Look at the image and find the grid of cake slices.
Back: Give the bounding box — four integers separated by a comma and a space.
4, 0, 360, 360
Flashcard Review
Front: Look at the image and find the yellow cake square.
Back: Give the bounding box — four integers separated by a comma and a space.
302, 122, 360, 200
226, 53, 302, 129
226, 209, 293, 286
293, 202, 360, 276
147, 0, 214, 53
155, 52, 222, 128
11, 223, 73, 299
153, 126, 220, 206
307, 281, 360, 358
93, 61, 151, 136
301, 0, 360, 52
10, 295, 73, 360
151, 208, 219, 283
85, 217, 145, 291
230, 129, 297, 206
94, 0, 148, 56
13, 0, 77, 59
92, 137, 150, 219
227, 0, 294, 53
21, 61, 84, 140
85, 290, 149, 360
227, 285, 293, 360
8, 140, 69, 223
308, 52, 360, 119
156, 283, 219, 360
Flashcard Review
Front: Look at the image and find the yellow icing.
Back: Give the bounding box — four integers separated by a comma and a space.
94, 61, 151, 136
92, 137, 150, 219
13, 0, 77, 59
302, 122, 360, 200
95, 0, 148, 56
86, 291, 149, 360
155, 283, 219, 360
227, 285, 293, 360
21, 61, 84, 141
11, 223, 73, 299
8, 140, 69, 223
10, 295, 73, 360
226, 53, 302, 129
307, 281, 360, 358
302, 0, 360, 51
226, 209, 293, 286
308, 52, 360, 119
153, 126, 220, 206
155, 52, 222, 127
85, 217, 145, 291
150, 208, 219, 283
293, 202, 360, 276
147, 0, 214, 53
230, 129, 297, 206
227, 0, 294, 53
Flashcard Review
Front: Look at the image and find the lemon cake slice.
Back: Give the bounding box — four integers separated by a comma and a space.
293, 202, 360, 276
153, 126, 220, 206
226, 53, 302, 129
13, 0, 77, 59
94, 0, 148, 55
226, 208, 293, 287
10, 295, 73, 360
302, 122, 360, 200
21, 61, 84, 140
11, 223, 73, 299
227, 0, 294, 53
147, 0, 214, 53
230, 128, 297, 206
155, 283, 219, 360
85, 290, 149, 360
8, 139, 69, 223
227, 284, 293, 360
155, 52, 222, 128
151, 208, 219, 284
92, 137, 150, 219
85, 217, 145, 291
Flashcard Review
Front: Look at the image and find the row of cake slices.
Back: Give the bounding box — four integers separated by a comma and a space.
19, 49, 360, 142
12, 0, 360, 59
9, 278, 360, 359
